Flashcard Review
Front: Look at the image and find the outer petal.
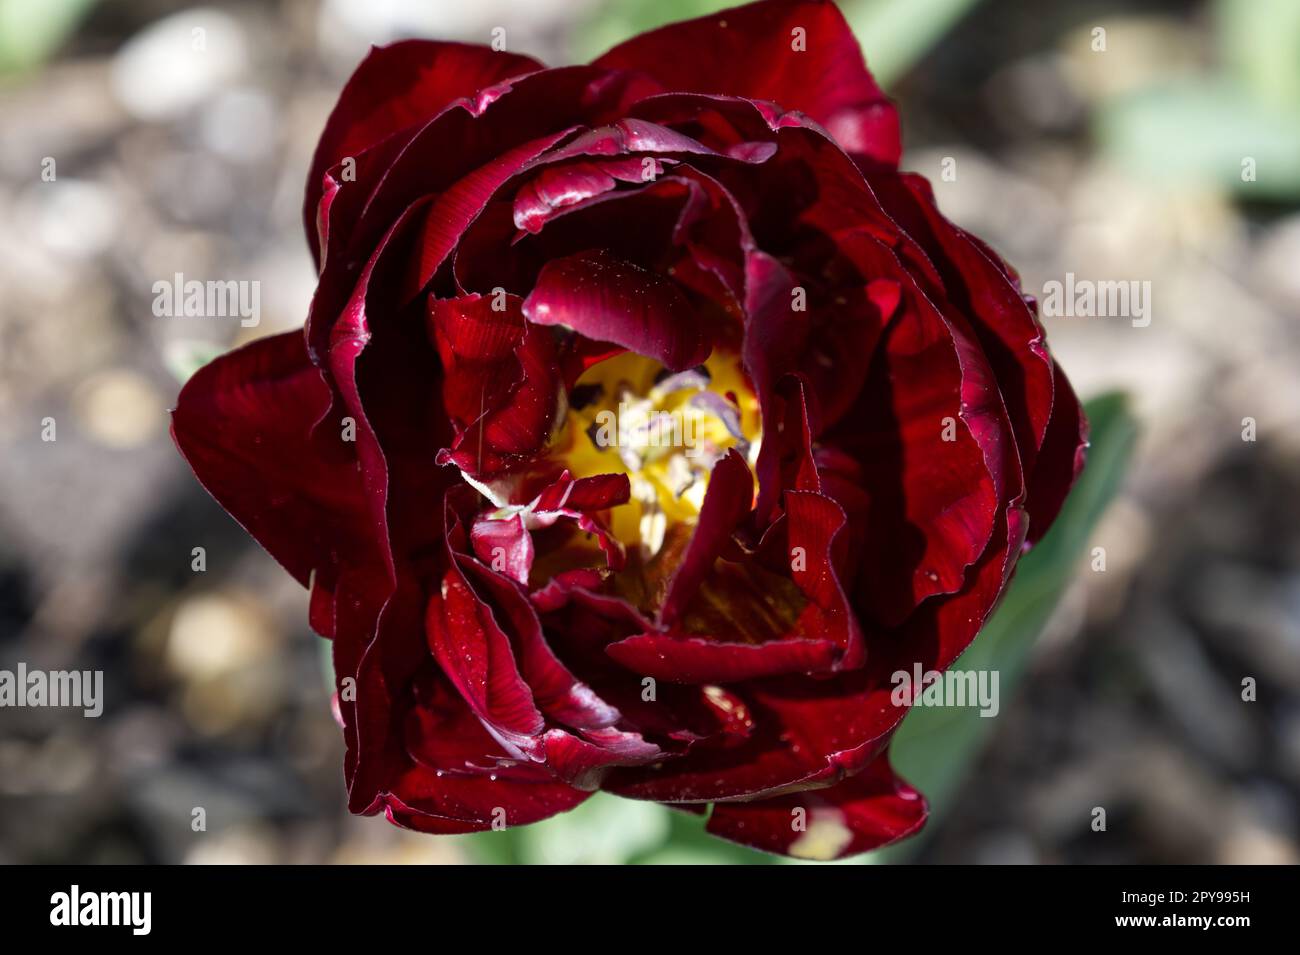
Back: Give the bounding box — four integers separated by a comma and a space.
865, 171, 1055, 468
593, 0, 900, 165
1023, 364, 1088, 544
823, 253, 1002, 628
704, 754, 926, 858
382, 670, 591, 832
305, 40, 543, 264
170, 330, 377, 602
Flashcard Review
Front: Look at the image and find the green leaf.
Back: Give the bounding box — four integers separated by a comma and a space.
461, 791, 670, 865
868, 391, 1137, 861
0, 0, 96, 74
1215, 0, 1300, 109
1096, 82, 1300, 198
842, 0, 984, 89
163, 340, 225, 386
572, 0, 739, 63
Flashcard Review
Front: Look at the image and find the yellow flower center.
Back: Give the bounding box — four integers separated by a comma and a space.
554, 350, 761, 559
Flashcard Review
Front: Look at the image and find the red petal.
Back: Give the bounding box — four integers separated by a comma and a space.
593, 0, 900, 165
1024, 364, 1089, 544
305, 40, 543, 265
470, 513, 534, 586
513, 156, 667, 234
704, 754, 926, 858
428, 293, 564, 478
170, 330, 379, 600
426, 569, 546, 749
659, 448, 753, 626
602, 507, 1025, 803
522, 248, 712, 371
402, 127, 578, 299
823, 236, 1004, 627
607, 633, 838, 683
867, 171, 1055, 468
386, 672, 590, 831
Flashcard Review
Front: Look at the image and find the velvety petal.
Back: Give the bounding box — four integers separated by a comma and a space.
533, 575, 758, 748
603, 664, 899, 803
344, 67, 649, 273
428, 292, 564, 479
704, 754, 926, 858
456, 554, 623, 735
439, 491, 666, 786
522, 248, 712, 371
605, 513, 1025, 803
426, 567, 546, 750
610, 511, 1031, 813
471, 471, 630, 584
1023, 364, 1088, 544
308, 66, 653, 363
866, 171, 1055, 466
606, 632, 839, 683
383, 672, 590, 831
823, 235, 1005, 628
305, 40, 543, 265
513, 156, 668, 233
781, 489, 866, 668
593, 0, 900, 165
459, 175, 717, 305
658, 448, 753, 627
538, 725, 666, 791
324, 207, 481, 812
171, 330, 376, 593
470, 513, 534, 586
742, 251, 894, 522
891, 503, 1029, 674
401, 128, 580, 300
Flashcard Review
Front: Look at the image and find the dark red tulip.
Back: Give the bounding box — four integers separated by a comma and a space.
172, 0, 1086, 859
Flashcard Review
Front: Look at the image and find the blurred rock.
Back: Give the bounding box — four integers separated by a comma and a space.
111, 8, 249, 121
70, 367, 165, 449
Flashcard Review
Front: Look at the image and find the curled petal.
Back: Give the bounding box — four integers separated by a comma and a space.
305, 39, 543, 265
170, 330, 376, 596
866, 171, 1055, 468
523, 248, 712, 372
704, 754, 926, 859
428, 292, 564, 479
659, 448, 753, 627
1023, 365, 1089, 545
606, 633, 838, 684
593, 0, 900, 165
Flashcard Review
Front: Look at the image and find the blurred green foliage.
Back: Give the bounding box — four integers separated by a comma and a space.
0, 0, 95, 75
1098, 0, 1300, 198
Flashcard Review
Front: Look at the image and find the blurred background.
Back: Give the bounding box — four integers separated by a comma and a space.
0, 0, 1297, 864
